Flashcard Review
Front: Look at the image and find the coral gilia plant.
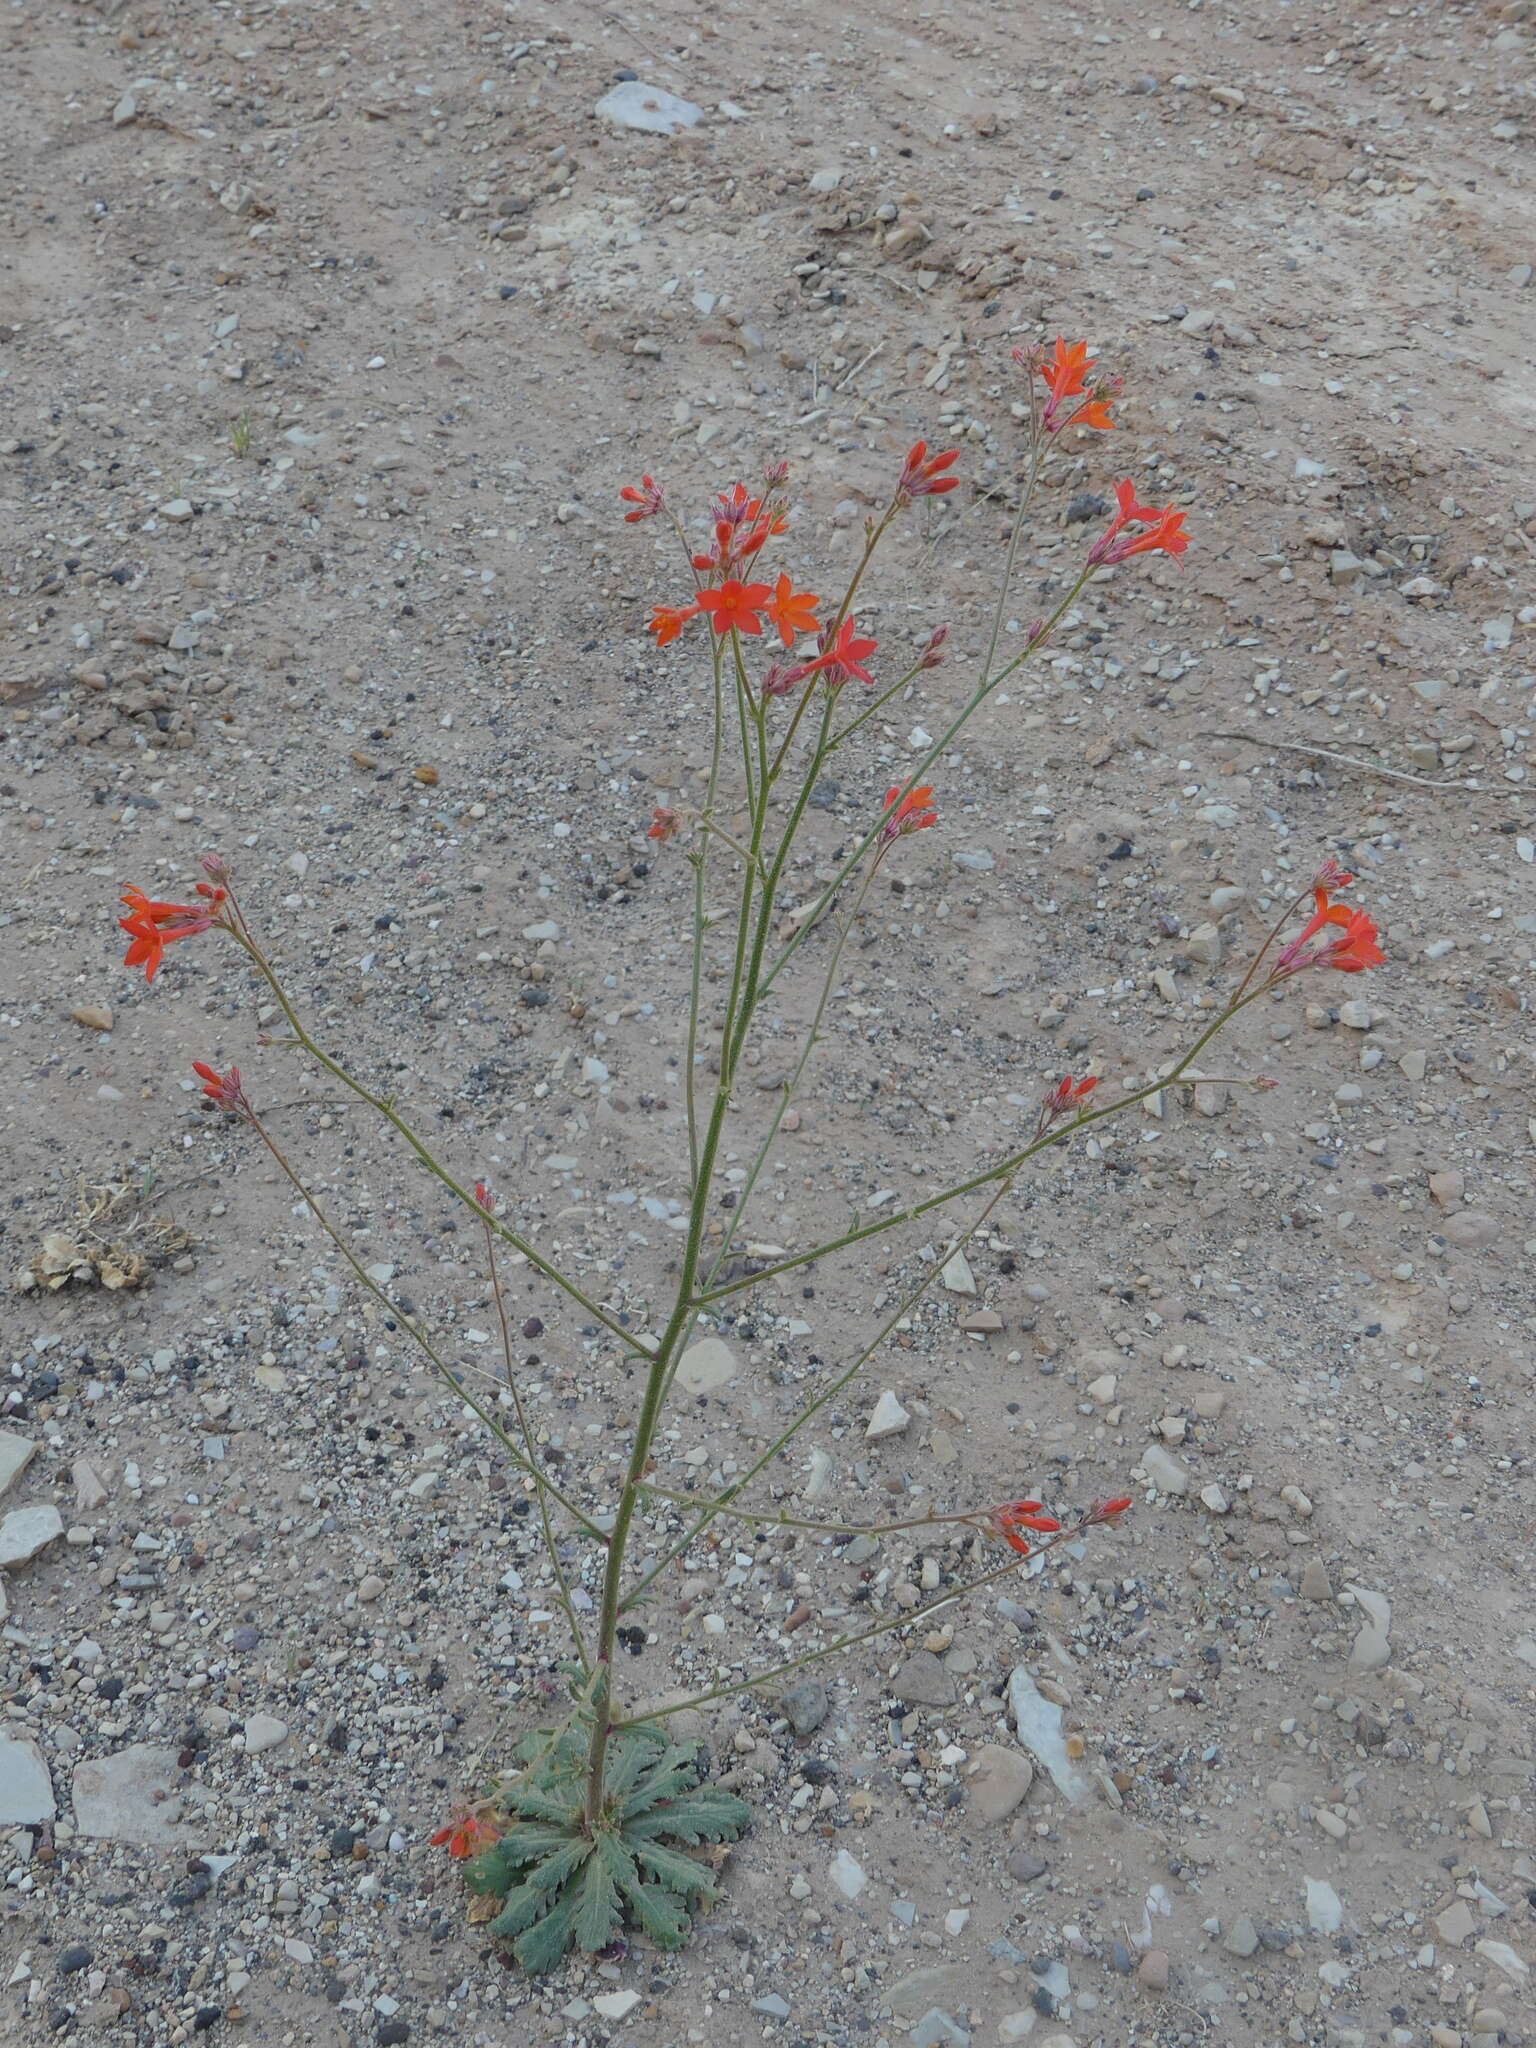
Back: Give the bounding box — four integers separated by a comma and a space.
117, 336, 1385, 1968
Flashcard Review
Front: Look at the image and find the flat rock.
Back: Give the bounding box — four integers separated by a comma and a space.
864, 1388, 910, 1440
828, 1848, 867, 1900
1442, 1210, 1500, 1248
1346, 1585, 1391, 1671
1137, 1948, 1170, 1992
674, 1337, 736, 1395
940, 1250, 976, 1295
0, 1736, 56, 1823
0, 1432, 38, 1501
73, 1459, 111, 1510
892, 1650, 955, 1708
1006, 1846, 1048, 1883
911, 2012, 970, 2048
591, 1990, 641, 2020
595, 81, 702, 135
964, 1743, 1033, 1823
1224, 1914, 1259, 1958
1436, 1900, 1476, 1946
0, 1503, 64, 1568
72, 1745, 216, 1845
1141, 1444, 1190, 1495
1009, 1666, 1088, 1802
886, 1965, 971, 2022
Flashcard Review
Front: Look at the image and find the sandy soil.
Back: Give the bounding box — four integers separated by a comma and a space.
3, 0, 1535, 2044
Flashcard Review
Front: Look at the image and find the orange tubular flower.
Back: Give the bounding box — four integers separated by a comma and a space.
696, 577, 773, 637
1040, 1073, 1098, 1129
990, 1499, 1063, 1554
191, 1061, 246, 1113
1274, 870, 1385, 977
430, 1808, 502, 1860
1322, 908, 1386, 973
1030, 337, 1121, 433
119, 884, 219, 983
646, 804, 681, 842
810, 614, 878, 689
897, 439, 960, 502
879, 783, 938, 846
763, 573, 820, 649
619, 473, 665, 522
648, 601, 701, 647
1087, 479, 1188, 567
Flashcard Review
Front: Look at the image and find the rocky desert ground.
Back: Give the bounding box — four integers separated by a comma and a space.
3, 0, 1535, 2045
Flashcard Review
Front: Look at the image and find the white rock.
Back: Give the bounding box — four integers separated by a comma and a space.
72, 1745, 216, 1845
1140, 1445, 1190, 1495
1199, 1484, 1230, 1515
0, 1433, 38, 1500
595, 81, 703, 135
521, 919, 561, 942
828, 1848, 867, 1899
1475, 1938, 1529, 1982
0, 1504, 64, 1568
940, 1250, 976, 1295
675, 1337, 736, 1395
1008, 1667, 1088, 1803
242, 1713, 289, 1755
0, 1736, 55, 1824
591, 1990, 642, 2019
159, 498, 194, 521
1305, 1877, 1343, 1934
1346, 1584, 1391, 1671
864, 1389, 911, 1440
72, 1459, 110, 1510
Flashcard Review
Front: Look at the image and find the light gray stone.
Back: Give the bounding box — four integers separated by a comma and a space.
780, 1678, 829, 1736
595, 81, 703, 136
892, 1651, 955, 1708
1141, 1444, 1190, 1494
242, 1713, 289, 1755
912, 2011, 970, 2048
72, 1745, 216, 1845
0, 1736, 55, 1823
886, 1966, 972, 2023
828, 1848, 867, 1900
965, 1743, 1033, 1823
864, 1389, 910, 1440
0, 1504, 64, 1568
0, 1433, 38, 1501
675, 1337, 736, 1396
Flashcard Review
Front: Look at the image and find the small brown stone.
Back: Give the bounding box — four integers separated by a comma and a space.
70, 1004, 113, 1033
1137, 1948, 1170, 1992
413, 764, 440, 785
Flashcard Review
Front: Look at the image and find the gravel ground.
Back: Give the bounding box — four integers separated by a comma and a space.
3, 1, 1535, 2045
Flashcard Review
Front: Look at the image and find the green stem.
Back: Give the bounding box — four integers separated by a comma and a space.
685, 642, 729, 1183
243, 1109, 607, 1543
615, 1520, 1083, 1727
225, 913, 639, 1357
483, 1215, 590, 1671
637, 1479, 994, 1542
699, 980, 1270, 1306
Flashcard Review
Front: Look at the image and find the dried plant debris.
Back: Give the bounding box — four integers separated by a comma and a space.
13, 1176, 193, 1294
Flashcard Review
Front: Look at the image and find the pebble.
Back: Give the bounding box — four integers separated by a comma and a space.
892, 1651, 956, 1708
0, 1433, 38, 1500
595, 81, 702, 135
1300, 1560, 1333, 1602
70, 1003, 113, 1032
1199, 1484, 1230, 1515
911, 2013, 970, 2048
1140, 1444, 1190, 1495
159, 498, 194, 521
675, 1336, 736, 1395
780, 1678, 829, 1736
751, 1993, 791, 2019
828, 1848, 868, 1900
1223, 1914, 1259, 1958
0, 1736, 56, 1824
941, 1250, 977, 1294
1137, 1949, 1170, 1992
1305, 1878, 1343, 1933
242, 1713, 290, 1754
0, 1503, 64, 1567
1442, 1211, 1499, 1248
1006, 1847, 1048, 1883
58, 1945, 94, 1975
1008, 1666, 1088, 1802
864, 1389, 911, 1439
73, 1458, 110, 1510
357, 1574, 387, 1603
964, 1744, 1034, 1823
1436, 1900, 1476, 1946
591, 1991, 641, 2020
1346, 1585, 1391, 1671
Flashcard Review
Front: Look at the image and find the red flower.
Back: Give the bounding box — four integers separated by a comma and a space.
879, 783, 938, 846
918, 625, 948, 671
430, 1807, 502, 1860
1041, 1073, 1098, 1124
897, 439, 960, 502
473, 1180, 495, 1211
619, 473, 666, 522
810, 614, 878, 689
1274, 873, 1385, 977
763, 573, 820, 649
648, 600, 701, 647
1087, 479, 1188, 567
990, 1499, 1063, 1554
191, 1061, 247, 1113
119, 884, 219, 982
646, 805, 681, 842
696, 577, 773, 637
1028, 337, 1121, 433
1322, 908, 1386, 974
1089, 1496, 1134, 1521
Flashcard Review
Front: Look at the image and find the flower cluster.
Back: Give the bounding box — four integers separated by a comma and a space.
119, 880, 225, 982
1021, 336, 1123, 434
1087, 478, 1188, 568
1274, 867, 1385, 976
878, 782, 938, 847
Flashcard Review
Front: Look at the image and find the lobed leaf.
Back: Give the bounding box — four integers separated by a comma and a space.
572, 1845, 623, 1953
513, 1885, 583, 1974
